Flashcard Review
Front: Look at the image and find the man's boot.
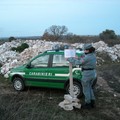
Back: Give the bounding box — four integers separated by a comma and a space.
91, 100, 95, 108
81, 103, 92, 109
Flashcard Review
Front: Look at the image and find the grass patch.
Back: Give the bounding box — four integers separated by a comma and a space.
0, 63, 120, 120
97, 63, 120, 93
0, 90, 120, 120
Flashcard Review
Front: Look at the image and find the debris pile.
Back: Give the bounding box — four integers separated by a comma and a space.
0, 40, 120, 77
59, 94, 81, 111
93, 41, 120, 61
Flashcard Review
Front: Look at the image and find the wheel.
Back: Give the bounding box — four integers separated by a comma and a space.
66, 81, 83, 98
13, 77, 25, 91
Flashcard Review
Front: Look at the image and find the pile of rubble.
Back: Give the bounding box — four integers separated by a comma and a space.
0, 40, 120, 77
59, 94, 81, 111
93, 41, 120, 61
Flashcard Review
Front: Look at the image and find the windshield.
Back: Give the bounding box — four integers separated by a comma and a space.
30, 55, 49, 68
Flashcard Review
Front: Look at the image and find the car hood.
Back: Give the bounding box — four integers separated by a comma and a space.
10, 65, 26, 72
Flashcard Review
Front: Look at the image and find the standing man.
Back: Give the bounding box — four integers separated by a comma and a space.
67, 43, 97, 109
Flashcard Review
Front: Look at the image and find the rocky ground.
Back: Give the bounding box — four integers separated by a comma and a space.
0, 63, 120, 120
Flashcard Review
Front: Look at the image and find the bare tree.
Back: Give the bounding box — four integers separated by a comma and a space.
42, 25, 68, 41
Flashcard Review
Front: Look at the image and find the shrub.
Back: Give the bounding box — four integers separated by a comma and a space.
11, 43, 29, 53
9, 37, 16, 42
99, 29, 117, 40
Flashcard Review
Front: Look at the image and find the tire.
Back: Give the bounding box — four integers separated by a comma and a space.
66, 81, 83, 98
13, 77, 25, 91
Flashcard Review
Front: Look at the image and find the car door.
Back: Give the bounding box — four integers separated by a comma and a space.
48, 54, 69, 88
24, 54, 53, 87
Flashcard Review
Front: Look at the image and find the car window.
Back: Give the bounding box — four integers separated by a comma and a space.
31, 55, 49, 68
53, 54, 69, 67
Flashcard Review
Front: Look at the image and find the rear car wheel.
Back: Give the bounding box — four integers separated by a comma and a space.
66, 81, 83, 98
13, 77, 25, 91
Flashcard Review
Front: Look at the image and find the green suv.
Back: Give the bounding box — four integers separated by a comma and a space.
9, 49, 88, 97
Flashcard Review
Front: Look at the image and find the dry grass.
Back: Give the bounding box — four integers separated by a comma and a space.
0, 63, 120, 120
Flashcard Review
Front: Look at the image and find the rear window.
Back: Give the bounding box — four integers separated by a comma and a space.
52, 54, 69, 67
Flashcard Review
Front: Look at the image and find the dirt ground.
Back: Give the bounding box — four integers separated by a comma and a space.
0, 63, 120, 120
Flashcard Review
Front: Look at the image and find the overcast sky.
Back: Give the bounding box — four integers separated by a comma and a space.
0, 0, 120, 37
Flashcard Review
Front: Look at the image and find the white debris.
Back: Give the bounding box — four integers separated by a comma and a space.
58, 94, 81, 111
114, 94, 117, 97
0, 51, 18, 63
0, 40, 120, 76
93, 41, 108, 52
4, 71, 11, 78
